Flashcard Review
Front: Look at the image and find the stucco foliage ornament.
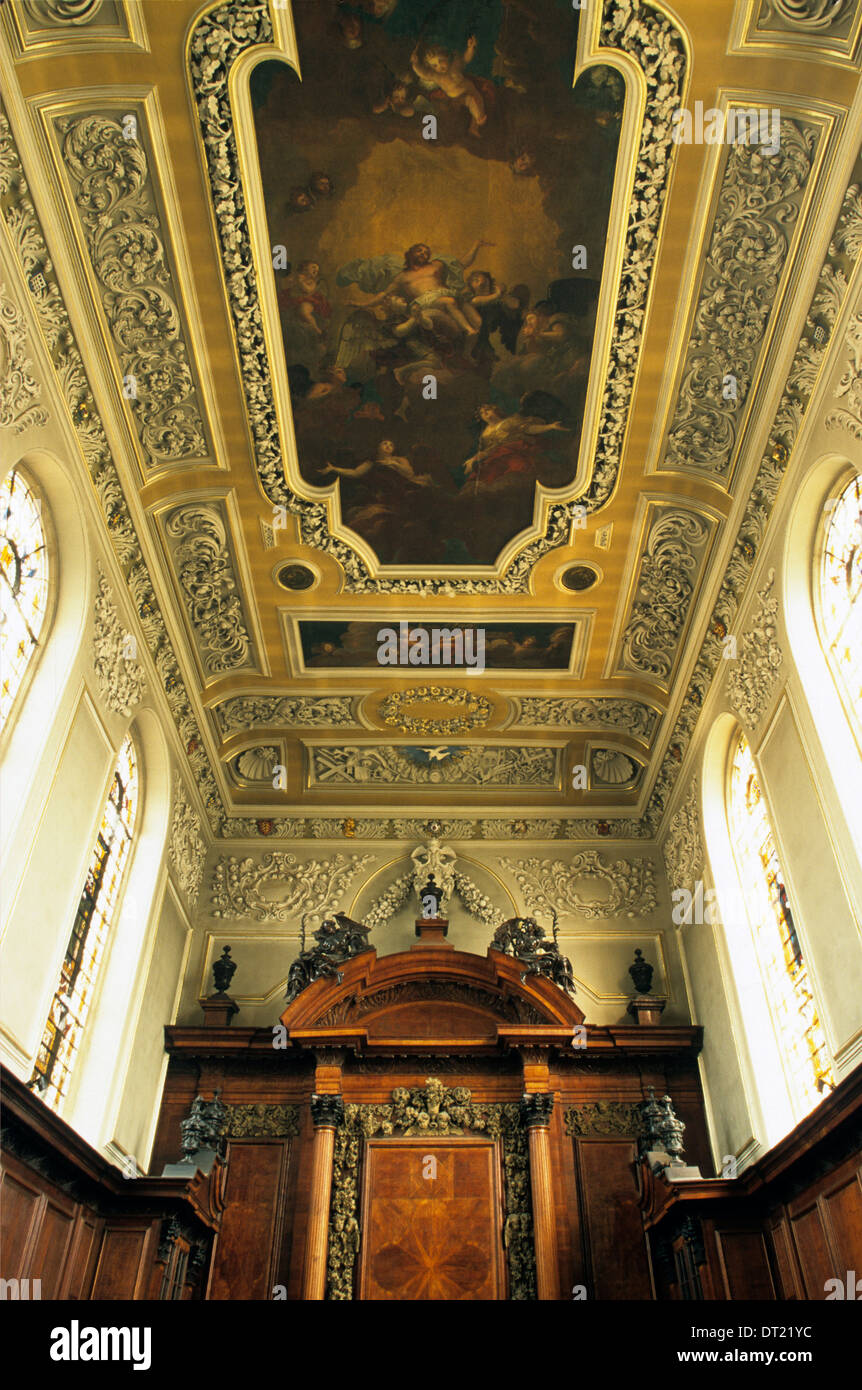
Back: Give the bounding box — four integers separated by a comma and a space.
164, 504, 252, 674
310, 744, 557, 788
662, 780, 703, 897
210, 851, 374, 924
56, 114, 207, 466
826, 311, 862, 439
187, 0, 686, 593
0, 103, 226, 830
663, 121, 818, 476
169, 773, 205, 906
93, 563, 145, 716
727, 568, 783, 729
215, 694, 355, 734
327, 1081, 536, 1300
619, 511, 711, 680
500, 852, 658, 920
0, 280, 47, 433
379, 686, 493, 736
516, 696, 657, 741
364, 858, 503, 931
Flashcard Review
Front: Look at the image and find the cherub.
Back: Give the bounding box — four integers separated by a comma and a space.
373, 79, 419, 117
320, 439, 432, 486
411, 34, 487, 136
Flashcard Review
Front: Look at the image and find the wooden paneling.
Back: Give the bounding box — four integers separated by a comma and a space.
575, 1139, 652, 1299
207, 1141, 289, 1301
0, 1171, 40, 1275
27, 1198, 77, 1299
821, 1165, 862, 1270
358, 1139, 504, 1301
767, 1214, 803, 1300
713, 1228, 776, 1300
90, 1225, 152, 1299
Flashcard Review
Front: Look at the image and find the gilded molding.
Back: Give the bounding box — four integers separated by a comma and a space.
92, 561, 145, 716
187, 0, 686, 593
0, 278, 47, 433
662, 120, 821, 479
210, 850, 375, 923
378, 687, 493, 737
727, 568, 783, 729
0, 102, 226, 829
327, 1081, 536, 1300
500, 852, 658, 919
54, 111, 209, 468
758, 0, 855, 33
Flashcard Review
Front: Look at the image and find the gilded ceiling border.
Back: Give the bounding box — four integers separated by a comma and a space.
728, 0, 862, 67
0, 99, 229, 833
186, 0, 688, 595
2, 0, 148, 61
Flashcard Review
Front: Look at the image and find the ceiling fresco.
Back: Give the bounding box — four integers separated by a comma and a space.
1, 0, 860, 839
250, 0, 621, 567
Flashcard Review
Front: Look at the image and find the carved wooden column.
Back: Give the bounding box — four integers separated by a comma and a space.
521, 1092, 560, 1300
302, 1092, 344, 1300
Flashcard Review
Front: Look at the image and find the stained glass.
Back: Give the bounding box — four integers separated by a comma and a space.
29, 735, 139, 1110
728, 731, 834, 1116
820, 473, 862, 739
0, 470, 49, 731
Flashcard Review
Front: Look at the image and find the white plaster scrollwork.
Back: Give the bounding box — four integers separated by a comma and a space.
186, 0, 687, 593
364, 852, 503, 932
164, 504, 253, 674
169, 773, 205, 906
500, 852, 658, 920
92, 563, 145, 716
662, 781, 703, 897
215, 694, 355, 734
619, 511, 711, 681
210, 851, 375, 923
309, 744, 557, 788
516, 697, 657, 741
55, 113, 208, 467
22, 0, 104, 24
760, 0, 852, 30
727, 568, 783, 729
826, 311, 862, 439
0, 281, 47, 433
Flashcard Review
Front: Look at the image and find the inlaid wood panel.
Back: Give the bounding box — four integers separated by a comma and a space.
207, 1141, 289, 1300
358, 1139, 504, 1301
574, 1139, 652, 1299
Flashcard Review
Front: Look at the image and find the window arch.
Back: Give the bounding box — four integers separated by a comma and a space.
726, 729, 834, 1117
817, 471, 862, 745
0, 467, 49, 732
29, 733, 139, 1111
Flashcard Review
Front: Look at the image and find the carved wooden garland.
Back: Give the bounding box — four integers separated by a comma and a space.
326, 1081, 537, 1301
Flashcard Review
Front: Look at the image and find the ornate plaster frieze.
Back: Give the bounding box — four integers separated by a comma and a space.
364, 849, 503, 930
499, 852, 658, 919
727, 568, 783, 729
646, 168, 862, 831
826, 309, 862, 437
215, 814, 652, 841
219, 1103, 299, 1139
328, 1082, 536, 1300
213, 694, 356, 735
0, 279, 47, 433
187, 0, 686, 593
377, 687, 494, 737
590, 748, 642, 788
162, 503, 254, 676
53, 112, 209, 469
210, 851, 374, 924
308, 744, 559, 789
564, 1103, 645, 1138
617, 509, 713, 683
663, 120, 820, 479
233, 746, 278, 782
662, 780, 703, 897
515, 697, 658, 742
168, 772, 205, 906
92, 562, 145, 716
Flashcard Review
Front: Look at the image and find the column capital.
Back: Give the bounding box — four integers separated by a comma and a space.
310, 1093, 344, 1129
520, 1092, 554, 1128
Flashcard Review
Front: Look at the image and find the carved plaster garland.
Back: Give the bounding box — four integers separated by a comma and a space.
515, 696, 658, 742
163, 504, 253, 674
168, 773, 205, 906
500, 852, 658, 920
92, 562, 145, 716
0, 279, 47, 433
214, 694, 356, 735
187, 0, 686, 593
662, 780, 703, 898
210, 851, 375, 924
727, 568, 783, 730
309, 744, 558, 789
55, 113, 208, 467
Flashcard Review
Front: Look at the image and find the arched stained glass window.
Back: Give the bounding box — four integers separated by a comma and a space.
819, 473, 862, 739
29, 734, 139, 1111
0, 469, 49, 731
727, 730, 834, 1116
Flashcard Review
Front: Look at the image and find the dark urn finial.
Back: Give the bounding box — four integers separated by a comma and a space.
628, 948, 654, 995
212, 945, 237, 997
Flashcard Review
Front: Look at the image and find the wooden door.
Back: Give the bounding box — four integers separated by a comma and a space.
358, 1138, 505, 1300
